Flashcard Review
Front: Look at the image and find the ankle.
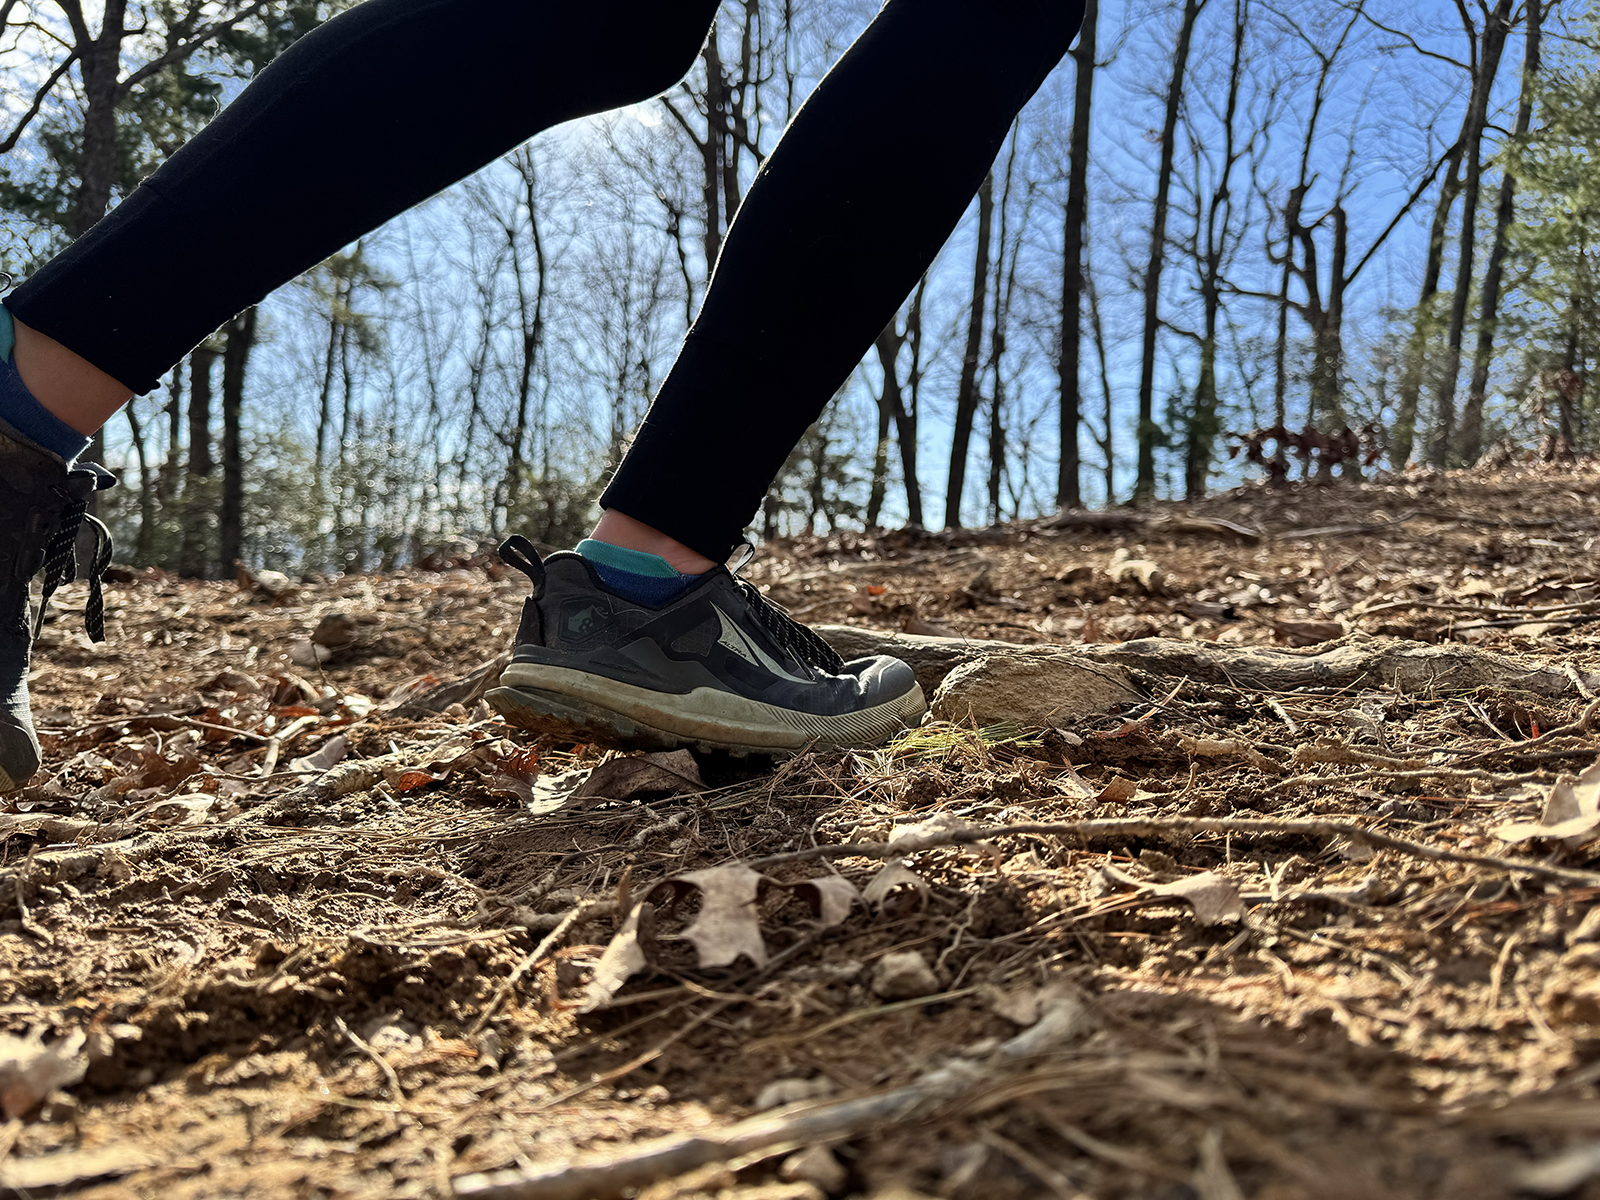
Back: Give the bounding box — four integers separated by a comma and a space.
589, 510, 718, 575
9, 315, 132, 436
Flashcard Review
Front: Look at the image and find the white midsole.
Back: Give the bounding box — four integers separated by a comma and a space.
498, 661, 925, 749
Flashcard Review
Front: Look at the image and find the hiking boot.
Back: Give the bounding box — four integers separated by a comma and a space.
486, 536, 926, 755
0, 417, 114, 791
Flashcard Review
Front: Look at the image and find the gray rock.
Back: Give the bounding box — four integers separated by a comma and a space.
929, 652, 1140, 728
871, 950, 940, 1000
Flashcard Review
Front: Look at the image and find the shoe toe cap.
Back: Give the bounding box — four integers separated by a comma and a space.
846, 654, 922, 706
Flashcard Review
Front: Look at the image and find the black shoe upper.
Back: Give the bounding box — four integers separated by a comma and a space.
0, 417, 115, 787
498, 535, 918, 719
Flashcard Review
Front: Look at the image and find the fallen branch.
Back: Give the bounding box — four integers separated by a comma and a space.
818, 627, 1600, 701
452, 996, 1091, 1200
747, 816, 1600, 889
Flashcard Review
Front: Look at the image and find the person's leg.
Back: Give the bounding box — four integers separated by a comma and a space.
0, 0, 720, 791
5, 0, 720, 405
597, 0, 1083, 566
488, 0, 1081, 753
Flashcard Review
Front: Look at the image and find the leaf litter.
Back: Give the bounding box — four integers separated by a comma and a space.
9, 465, 1600, 1196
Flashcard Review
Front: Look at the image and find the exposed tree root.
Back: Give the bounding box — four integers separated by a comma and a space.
818, 625, 1600, 702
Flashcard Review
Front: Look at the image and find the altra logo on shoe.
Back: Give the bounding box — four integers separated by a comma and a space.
563, 602, 610, 639
712, 605, 809, 685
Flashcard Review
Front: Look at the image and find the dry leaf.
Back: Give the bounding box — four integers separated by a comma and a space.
131, 793, 226, 827
676, 865, 768, 969
383, 767, 445, 793
570, 750, 705, 804
785, 875, 860, 927
1147, 872, 1246, 926
862, 862, 930, 911
0, 1029, 87, 1118
1095, 776, 1138, 804
580, 902, 656, 1012
1497, 756, 1600, 845
289, 735, 348, 775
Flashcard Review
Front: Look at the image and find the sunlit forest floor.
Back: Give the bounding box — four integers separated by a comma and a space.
7, 461, 1600, 1198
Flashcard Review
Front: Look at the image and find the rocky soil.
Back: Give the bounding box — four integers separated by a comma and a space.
6, 461, 1600, 1199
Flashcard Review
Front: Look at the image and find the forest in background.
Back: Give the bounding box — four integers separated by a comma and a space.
1, 0, 1595, 577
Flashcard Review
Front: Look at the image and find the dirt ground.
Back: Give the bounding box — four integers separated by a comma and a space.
7, 461, 1600, 1199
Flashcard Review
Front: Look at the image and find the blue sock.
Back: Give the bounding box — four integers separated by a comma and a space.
576, 538, 706, 605
0, 304, 93, 463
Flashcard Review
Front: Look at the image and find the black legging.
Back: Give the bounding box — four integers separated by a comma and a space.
9, 0, 1081, 560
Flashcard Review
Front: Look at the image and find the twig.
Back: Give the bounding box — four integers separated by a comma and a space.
1458, 699, 1600, 766
334, 1015, 406, 1102
747, 817, 1600, 889
467, 904, 588, 1036
453, 996, 1090, 1200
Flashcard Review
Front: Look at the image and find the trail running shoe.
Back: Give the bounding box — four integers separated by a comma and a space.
486, 536, 926, 755
0, 417, 114, 791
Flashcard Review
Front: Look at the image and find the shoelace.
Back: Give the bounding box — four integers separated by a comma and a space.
35, 486, 112, 642
732, 575, 845, 675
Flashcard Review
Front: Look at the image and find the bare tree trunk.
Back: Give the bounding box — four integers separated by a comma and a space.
1431, 0, 1515, 467
157, 362, 183, 505
896, 280, 927, 528
1184, 0, 1246, 500
700, 33, 727, 267
1461, 0, 1542, 464
504, 155, 546, 520
67, 0, 128, 236
1086, 263, 1115, 503
986, 137, 1021, 525
126, 402, 154, 562
944, 172, 994, 529
218, 307, 256, 575
179, 345, 216, 578
1058, 0, 1097, 510
1135, 0, 1207, 504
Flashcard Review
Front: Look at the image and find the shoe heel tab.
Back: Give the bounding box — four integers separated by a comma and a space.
498, 536, 546, 593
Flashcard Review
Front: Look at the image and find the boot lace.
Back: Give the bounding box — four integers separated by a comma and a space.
35, 486, 113, 642
729, 547, 844, 675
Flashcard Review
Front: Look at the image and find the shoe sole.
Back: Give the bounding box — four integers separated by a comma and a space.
486, 662, 926, 756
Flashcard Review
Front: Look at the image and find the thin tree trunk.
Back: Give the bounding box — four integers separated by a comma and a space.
701, 34, 727, 268
1087, 262, 1115, 504
986, 137, 1020, 525
69, 0, 127, 236
1058, 0, 1097, 510
1461, 0, 1542, 464
126, 402, 154, 562
1431, 0, 1515, 467
218, 307, 256, 575
179, 345, 216, 578
157, 361, 183, 505
896, 279, 927, 528
1135, 0, 1207, 504
867, 321, 899, 529
944, 172, 994, 529
1184, 0, 1246, 501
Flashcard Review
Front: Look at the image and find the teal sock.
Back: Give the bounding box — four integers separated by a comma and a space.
0, 304, 93, 463
576, 539, 705, 605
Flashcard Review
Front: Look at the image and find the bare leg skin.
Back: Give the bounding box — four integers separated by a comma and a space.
589, 509, 718, 574
11, 318, 132, 436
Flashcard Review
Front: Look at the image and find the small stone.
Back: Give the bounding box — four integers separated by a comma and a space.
871, 951, 939, 1000
780, 1145, 847, 1194
754, 1076, 835, 1111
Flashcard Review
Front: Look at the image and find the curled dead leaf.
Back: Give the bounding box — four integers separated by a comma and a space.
862, 862, 930, 912
580, 902, 657, 1012
1497, 756, 1600, 846
570, 750, 706, 805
